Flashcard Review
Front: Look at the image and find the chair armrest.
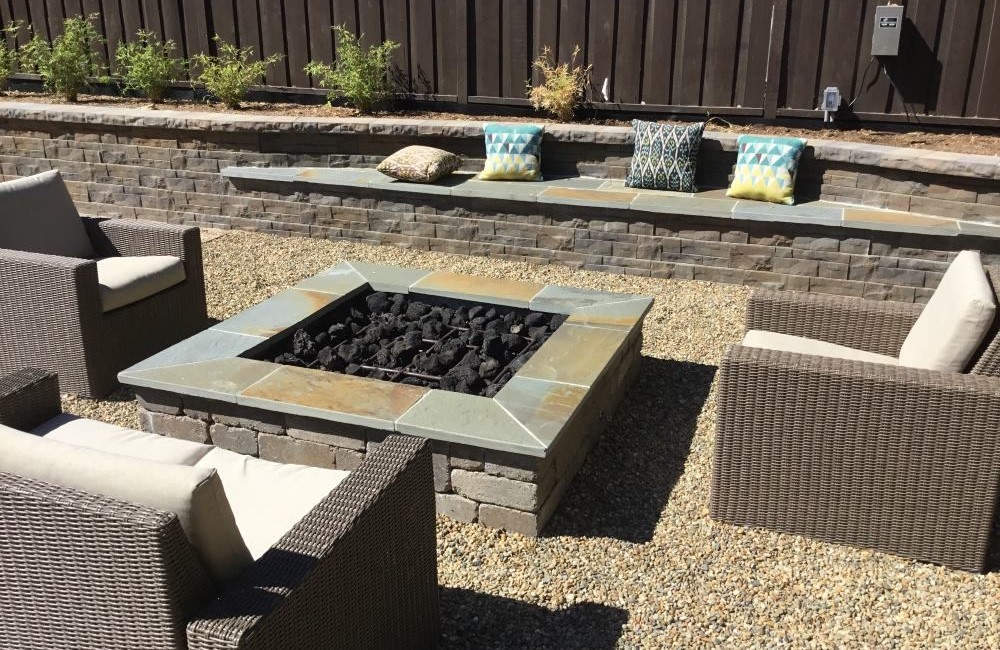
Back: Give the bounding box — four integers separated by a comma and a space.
746, 289, 923, 356
712, 344, 1000, 571
0, 369, 61, 430
186, 435, 439, 650
82, 217, 202, 263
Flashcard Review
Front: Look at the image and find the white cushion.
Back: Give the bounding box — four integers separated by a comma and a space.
742, 330, 899, 365
0, 170, 95, 258
0, 424, 252, 583
96, 255, 186, 312
898, 250, 997, 372
33, 413, 214, 465
195, 448, 350, 559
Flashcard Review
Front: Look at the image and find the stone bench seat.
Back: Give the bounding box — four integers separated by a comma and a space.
221, 166, 1000, 240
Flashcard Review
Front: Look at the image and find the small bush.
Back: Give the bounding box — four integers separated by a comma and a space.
527, 45, 592, 122
19, 14, 104, 102
116, 30, 183, 103
191, 38, 282, 109
304, 25, 399, 114
0, 23, 26, 90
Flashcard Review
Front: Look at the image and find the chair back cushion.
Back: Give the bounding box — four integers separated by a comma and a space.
0, 170, 95, 258
195, 447, 350, 559
0, 424, 252, 583
33, 413, 214, 465
899, 250, 997, 372
95, 255, 186, 312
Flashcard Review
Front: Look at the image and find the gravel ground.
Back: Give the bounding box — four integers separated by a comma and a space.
63, 230, 1000, 649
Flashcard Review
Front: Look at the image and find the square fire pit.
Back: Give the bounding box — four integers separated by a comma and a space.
119, 262, 651, 535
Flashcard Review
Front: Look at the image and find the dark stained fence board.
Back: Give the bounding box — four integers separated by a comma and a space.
307, 0, 334, 76
435, 0, 464, 97
26, 0, 49, 40
120, 0, 143, 42
102, 0, 125, 72
332, 0, 358, 34
587, 0, 615, 102
781, 0, 826, 110
672, 0, 708, 106
613, 0, 645, 104
410, 0, 435, 93
235, 0, 262, 56
259, 0, 288, 85
358, 0, 382, 47
383, 0, 410, 91
969, 0, 1000, 117
181, 0, 210, 58
734, 0, 771, 109
42, 0, 63, 39
532, 0, 558, 85
852, 0, 893, 114
642, 0, 677, 105
159, 0, 184, 59
284, 0, 310, 86
558, 0, 586, 63
819, 0, 865, 109
891, 0, 944, 115
934, 0, 984, 116
210, 0, 237, 47
702, 0, 742, 107
501, 0, 528, 98
474, 0, 500, 97
141, 0, 162, 36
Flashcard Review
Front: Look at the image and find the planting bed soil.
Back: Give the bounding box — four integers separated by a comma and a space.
255, 290, 566, 397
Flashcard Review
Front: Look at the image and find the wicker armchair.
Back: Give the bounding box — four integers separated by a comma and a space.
711, 268, 1000, 572
0, 369, 440, 650
0, 217, 208, 397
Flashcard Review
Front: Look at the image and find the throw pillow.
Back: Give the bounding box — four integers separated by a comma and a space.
478, 123, 543, 181
0, 169, 94, 258
726, 135, 807, 205
625, 120, 705, 192
376, 145, 463, 183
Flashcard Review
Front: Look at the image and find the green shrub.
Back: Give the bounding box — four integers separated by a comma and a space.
115, 30, 182, 103
191, 38, 282, 109
0, 23, 25, 90
304, 25, 399, 114
19, 14, 104, 102
527, 45, 591, 122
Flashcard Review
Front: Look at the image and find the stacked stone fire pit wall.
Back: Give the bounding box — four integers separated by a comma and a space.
2, 103, 1000, 303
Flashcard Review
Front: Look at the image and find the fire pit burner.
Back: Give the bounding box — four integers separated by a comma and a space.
255, 291, 567, 397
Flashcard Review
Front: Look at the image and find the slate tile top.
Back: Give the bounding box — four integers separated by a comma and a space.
493, 376, 588, 448
411, 271, 545, 308
517, 324, 629, 387
843, 208, 960, 235
396, 390, 546, 457
121, 328, 267, 375
346, 261, 433, 293
732, 200, 843, 226
239, 365, 428, 430
630, 194, 736, 219
539, 186, 638, 209
530, 285, 645, 313
567, 299, 654, 331
212, 288, 342, 338
120, 358, 278, 404
292, 264, 368, 295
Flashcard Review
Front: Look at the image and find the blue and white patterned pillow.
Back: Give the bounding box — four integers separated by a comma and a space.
478, 123, 543, 181
625, 120, 705, 192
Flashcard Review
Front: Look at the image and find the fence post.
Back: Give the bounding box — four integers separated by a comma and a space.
456, 0, 470, 104
763, 0, 788, 119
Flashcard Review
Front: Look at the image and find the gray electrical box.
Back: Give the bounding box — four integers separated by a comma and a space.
872, 4, 904, 56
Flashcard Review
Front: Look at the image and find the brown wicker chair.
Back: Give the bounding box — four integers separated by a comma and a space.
711, 268, 1000, 572
0, 369, 441, 650
0, 217, 208, 398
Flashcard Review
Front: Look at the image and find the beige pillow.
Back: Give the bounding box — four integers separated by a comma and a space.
742, 330, 898, 366
0, 424, 252, 583
898, 250, 996, 372
377, 145, 463, 183
0, 170, 95, 258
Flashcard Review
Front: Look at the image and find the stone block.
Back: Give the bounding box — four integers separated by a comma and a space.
212, 402, 286, 434
433, 452, 451, 492
285, 414, 367, 450
209, 423, 259, 456
259, 433, 336, 469
478, 504, 540, 537
135, 388, 183, 415
451, 469, 540, 512
449, 444, 485, 470
484, 450, 549, 482
146, 412, 210, 443
436, 493, 479, 523
336, 448, 365, 470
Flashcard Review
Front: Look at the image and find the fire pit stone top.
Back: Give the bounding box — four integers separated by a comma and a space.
119, 262, 652, 457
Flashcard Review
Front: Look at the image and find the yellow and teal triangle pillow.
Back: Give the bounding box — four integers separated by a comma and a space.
478, 123, 544, 181
726, 135, 806, 205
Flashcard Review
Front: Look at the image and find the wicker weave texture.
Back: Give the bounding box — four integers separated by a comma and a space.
711, 344, 1000, 571
187, 434, 439, 650
0, 217, 207, 397
0, 368, 60, 430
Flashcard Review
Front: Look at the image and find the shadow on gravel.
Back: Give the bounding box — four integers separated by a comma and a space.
543, 356, 716, 543
439, 587, 628, 649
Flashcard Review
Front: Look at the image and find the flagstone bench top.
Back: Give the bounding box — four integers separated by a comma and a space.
221, 166, 1000, 239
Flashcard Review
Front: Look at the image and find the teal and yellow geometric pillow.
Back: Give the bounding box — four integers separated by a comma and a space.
478, 123, 543, 181
625, 120, 704, 192
726, 135, 807, 205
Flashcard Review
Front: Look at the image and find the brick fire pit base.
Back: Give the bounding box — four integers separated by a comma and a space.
123, 262, 651, 535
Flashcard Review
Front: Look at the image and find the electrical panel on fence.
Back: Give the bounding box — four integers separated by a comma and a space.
872, 4, 904, 56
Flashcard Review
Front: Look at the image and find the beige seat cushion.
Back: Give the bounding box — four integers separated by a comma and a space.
898, 250, 997, 372
0, 424, 252, 583
742, 330, 899, 366
96, 255, 186, 312
0, 170, 95, 259
195, 448, 350, 559
33, 413, 214, 466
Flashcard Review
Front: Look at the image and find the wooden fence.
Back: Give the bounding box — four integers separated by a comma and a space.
2, 0, 998, 127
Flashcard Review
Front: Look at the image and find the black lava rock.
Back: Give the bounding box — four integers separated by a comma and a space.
482, 333, 505, 359
524, 312, 546, 328
366, 292, 390, 314
337, 341, 366, 364
479, 357, 501, 379
405, 301, 431, 320
274, 352, 306, 367
550, 313, 568, 330
292, 329, 317, 360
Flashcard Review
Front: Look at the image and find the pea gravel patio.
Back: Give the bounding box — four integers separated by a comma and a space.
63, 229, 1000, 649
